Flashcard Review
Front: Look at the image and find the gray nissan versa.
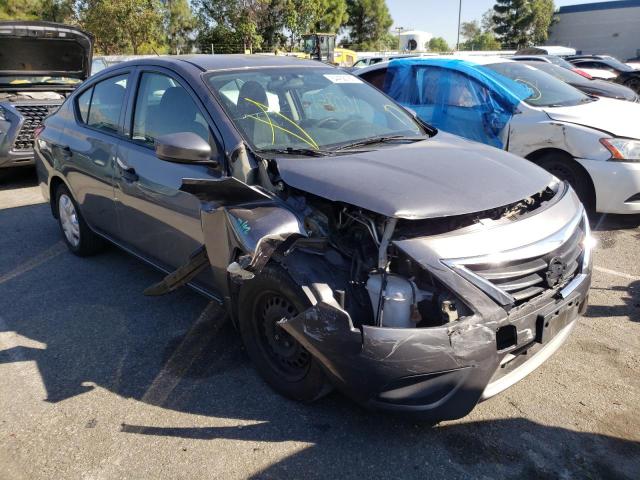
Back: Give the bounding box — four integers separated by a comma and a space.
35, 55, 593, 421
0, 21, 93, 174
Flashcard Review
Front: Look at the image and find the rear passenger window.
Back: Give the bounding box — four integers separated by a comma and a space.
359, 69, 387, 90
132, 72, 210, 146
76, 88, 93, 123
84, 74, 128, 133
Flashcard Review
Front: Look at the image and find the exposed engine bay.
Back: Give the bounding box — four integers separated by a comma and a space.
275, 182, 559, 331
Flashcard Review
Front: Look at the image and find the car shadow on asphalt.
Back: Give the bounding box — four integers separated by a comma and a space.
591, 212, 640, 232
0, 167, 38, 191
1, 202, 639, 479
585, 282, 640, 323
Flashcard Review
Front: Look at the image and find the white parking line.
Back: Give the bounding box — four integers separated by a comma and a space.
0, 241, 66, 285
594, 266, 640, 282
141, 301, 227, 407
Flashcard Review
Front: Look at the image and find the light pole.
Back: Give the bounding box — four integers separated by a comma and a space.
456, 0, 462, 51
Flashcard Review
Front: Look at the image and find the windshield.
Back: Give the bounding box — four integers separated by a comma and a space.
545, 56, 576, 69
522, 61, 589, 85
0, 75, 81, 86
602, 56, 635, 72
206, 67, 422, 151
484, 62, 590, 107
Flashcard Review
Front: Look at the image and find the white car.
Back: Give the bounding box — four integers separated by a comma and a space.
356, 56, 640, 214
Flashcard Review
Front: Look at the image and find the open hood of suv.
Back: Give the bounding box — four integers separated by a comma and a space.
275, 132, 554, 220
0, 21, 93, 81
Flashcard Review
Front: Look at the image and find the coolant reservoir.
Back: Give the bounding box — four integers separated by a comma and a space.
367, 274, 425, 328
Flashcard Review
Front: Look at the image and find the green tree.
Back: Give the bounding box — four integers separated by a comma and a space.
282, 0, 317, 46
78, 0, 166, 54
461, 32, 501, 51
197, 0, 265, 52
531, 0, 555, 44
165, 0, 196, 54
460, 20, 481, 42
492, 0, 534, 49
257, 0, 288, 49
427, 36, 449, 52
481, 8, 496, 32
0, 0, 40, 20
1, 0, 74, 21
313, 0, 348, 32
345, 0, 393, 50
493, 0, 555, 49
41, 0, 75, 22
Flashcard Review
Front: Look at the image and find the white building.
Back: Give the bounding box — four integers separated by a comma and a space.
399, 30, 433, 52
548, 0, 640, 61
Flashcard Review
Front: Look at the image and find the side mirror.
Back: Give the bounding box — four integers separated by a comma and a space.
155, 132, 215, 164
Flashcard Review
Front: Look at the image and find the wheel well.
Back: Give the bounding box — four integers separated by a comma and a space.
525, 148, 596, 208
49, 176, 65, 218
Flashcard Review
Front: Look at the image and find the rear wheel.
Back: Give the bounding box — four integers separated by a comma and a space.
238, 264, 331, 402
55, 185, 105, 256
535, 153, 595, 211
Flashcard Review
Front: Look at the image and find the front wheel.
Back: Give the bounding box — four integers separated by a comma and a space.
55, 185, 105, 256
536, 154, 595, 211
624, 77, 640, 95
237, 264, 331, 402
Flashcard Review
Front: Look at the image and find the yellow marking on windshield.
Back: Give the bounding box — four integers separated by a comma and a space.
247, 115, 319, 148
243, 97, 319, 149
243, 97, 275, 144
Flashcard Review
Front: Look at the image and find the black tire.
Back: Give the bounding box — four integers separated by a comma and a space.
535, 153, 595, 211
237, 264, 331, 402
55, 184, 105, 256
624, 77, 640, 95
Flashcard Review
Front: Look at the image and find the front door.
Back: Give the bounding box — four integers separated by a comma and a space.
114, 69, 223, 273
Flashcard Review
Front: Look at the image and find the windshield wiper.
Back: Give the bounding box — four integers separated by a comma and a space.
258, 147, 333, 157
334, 135, 426, 151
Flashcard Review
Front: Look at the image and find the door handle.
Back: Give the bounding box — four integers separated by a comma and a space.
115, 157, 139, 182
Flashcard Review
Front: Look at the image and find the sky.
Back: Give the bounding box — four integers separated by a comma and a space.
386, 0, 612, 46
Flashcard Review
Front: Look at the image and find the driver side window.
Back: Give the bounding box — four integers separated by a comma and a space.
414, 68, 487, 108
132, 72, 210, 147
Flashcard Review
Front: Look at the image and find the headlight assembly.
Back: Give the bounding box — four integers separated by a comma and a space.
600, 138, 640, 162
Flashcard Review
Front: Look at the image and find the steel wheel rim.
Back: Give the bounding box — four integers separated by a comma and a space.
58, 194, 80, 247
255, 292, 311, 381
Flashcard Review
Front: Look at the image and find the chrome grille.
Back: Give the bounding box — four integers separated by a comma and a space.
12, 105, 53, 151
465, 223, 585, 305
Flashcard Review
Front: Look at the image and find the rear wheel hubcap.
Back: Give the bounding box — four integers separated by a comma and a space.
59, 194, 80, 247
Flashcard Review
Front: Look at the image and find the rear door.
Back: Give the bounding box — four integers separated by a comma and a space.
114, 67, 224, 273
62, 70, 131, 236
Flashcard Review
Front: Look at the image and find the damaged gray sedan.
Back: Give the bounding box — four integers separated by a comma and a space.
35, 55, 593, 421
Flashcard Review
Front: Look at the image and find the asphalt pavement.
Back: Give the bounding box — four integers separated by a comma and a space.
0, 168, 639, 480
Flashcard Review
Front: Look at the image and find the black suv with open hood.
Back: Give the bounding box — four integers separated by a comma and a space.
0, 21, 93, 172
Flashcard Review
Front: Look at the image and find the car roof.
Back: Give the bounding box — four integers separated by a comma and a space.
354, 55, 512, 76
106, 54, 328, 72
511, 55, 552, 62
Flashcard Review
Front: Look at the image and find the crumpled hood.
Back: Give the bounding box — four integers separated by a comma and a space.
0, 21, 93, 80
544, 97, 640, 139
275, 132, 554, 219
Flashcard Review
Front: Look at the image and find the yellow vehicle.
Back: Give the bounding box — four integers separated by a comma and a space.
301, 33, 357, 67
